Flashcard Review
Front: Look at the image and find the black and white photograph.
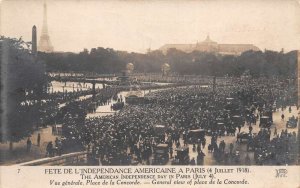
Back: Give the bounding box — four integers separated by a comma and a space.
1, 0, 300, 170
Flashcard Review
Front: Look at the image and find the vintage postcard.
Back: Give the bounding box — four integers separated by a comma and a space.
0, 0, 299, 187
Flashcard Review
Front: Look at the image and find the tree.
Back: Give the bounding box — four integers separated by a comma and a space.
0, 36, 47, 145
41, 45, 296, 78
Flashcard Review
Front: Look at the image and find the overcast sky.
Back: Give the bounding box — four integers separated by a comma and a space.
1, 0, 300, 53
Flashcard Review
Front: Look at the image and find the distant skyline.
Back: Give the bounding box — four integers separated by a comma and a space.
1, 0, 300, 53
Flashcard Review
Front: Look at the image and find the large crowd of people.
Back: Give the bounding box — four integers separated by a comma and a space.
58, 77, 298, 165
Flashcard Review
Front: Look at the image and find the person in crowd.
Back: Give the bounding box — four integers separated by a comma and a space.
46, 141, 53, 157
229, 143, 234, 155
26, 138, 32, 153
249, 125, 253, 134
245, 153, 251, 165
37, 133, 41, 147
237, 125, 241, 133
190, 158, 196, 165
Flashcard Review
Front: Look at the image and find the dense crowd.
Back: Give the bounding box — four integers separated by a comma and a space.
59, 77, 297, 165
253, 128, 298, 165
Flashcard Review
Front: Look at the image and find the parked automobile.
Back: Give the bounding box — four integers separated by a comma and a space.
172, 147, 190, 165
152, 144, 169, 165
259, 116, 272, 128
286, 117, 297, 128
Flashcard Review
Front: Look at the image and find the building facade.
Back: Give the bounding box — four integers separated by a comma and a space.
159, 35, 260, 55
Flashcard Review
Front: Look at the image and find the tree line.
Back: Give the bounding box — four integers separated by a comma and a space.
1, 36, 47, 144
40, 47, 297, 78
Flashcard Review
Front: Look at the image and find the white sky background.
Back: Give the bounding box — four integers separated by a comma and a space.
1, 0, 300, 53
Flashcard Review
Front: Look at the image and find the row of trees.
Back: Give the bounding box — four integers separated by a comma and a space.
1, 37, 47, 144
40, 47, 297, 78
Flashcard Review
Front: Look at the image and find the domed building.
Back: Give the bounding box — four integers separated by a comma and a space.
195, 35, 218, 53
159, 35, 260, 55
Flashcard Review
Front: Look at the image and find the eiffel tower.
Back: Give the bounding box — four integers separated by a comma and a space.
38, 2, 53, 52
